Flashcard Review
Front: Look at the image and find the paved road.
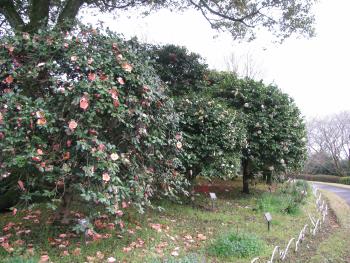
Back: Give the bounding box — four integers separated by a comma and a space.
312, 183, 350, 206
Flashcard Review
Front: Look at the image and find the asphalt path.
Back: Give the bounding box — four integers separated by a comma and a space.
312, 182, 350, 206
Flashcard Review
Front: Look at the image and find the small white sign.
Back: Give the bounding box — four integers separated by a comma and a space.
209, 192, 217, 200
264, 212, 272, 222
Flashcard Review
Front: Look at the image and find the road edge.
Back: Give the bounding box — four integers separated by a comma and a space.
310, 181, 350, 190
308, 189, 350, 262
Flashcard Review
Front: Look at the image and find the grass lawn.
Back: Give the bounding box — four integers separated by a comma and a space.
0, 179, 334, 263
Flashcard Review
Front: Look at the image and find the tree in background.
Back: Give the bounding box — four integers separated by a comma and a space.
1, 0, 316, 41
150, 44, 209, 96
306, 111, 350, 176
214, 73, 307, 193
224, 51, 264, 80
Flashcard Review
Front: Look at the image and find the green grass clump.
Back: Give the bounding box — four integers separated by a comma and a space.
257, 180, 311, 215
150, 253, 204, 263
3, 257, 39, 263
207, 231, 264, 258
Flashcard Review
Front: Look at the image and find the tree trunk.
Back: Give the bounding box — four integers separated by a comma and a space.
242, 159, 250, 194
266, 170, 272, 185
53, 190, 73, 225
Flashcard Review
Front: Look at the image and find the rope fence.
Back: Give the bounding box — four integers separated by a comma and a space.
251, 181, 328, 263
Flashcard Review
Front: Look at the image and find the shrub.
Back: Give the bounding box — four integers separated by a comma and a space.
339, 177, 350, 185
0, 26, 187, 221
208, 231, 264, 258
176, 96, 245, 180
296, 174, 342, 183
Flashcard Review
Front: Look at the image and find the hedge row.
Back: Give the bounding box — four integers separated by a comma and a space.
295, 174, 350, 185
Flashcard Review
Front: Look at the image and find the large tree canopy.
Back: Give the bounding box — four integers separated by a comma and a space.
213, 72, 307, 193
0, 0, 316, 40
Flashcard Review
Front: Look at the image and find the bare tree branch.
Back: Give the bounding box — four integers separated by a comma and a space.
0, 0, 25, 31
55, 0, 85, 31
25, 0, 50, 32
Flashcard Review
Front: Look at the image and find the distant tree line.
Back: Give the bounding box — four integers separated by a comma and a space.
304, 112, 350, 176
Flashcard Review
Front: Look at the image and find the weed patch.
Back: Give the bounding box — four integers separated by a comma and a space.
207, 231, 265, 258
257, 180, 309, 215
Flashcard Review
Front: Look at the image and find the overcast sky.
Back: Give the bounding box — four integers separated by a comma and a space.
85, 0, 350, 119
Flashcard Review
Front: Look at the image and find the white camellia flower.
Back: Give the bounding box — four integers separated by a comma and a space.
244, 103, 249, 108
107, 257, 116, 263
110, 153, 119, 161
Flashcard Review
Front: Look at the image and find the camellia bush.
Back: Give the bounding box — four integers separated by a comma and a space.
214, 72, 307, 193
142, 45, 245, 181
0, 26, 188, 222
176, 96, 245, 181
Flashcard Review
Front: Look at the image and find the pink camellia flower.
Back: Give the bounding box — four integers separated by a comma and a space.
63, 43, 69, 48
175, 133, 182, 140
108, 89, 119, 100
68, 120, 78, 130
98, 144, 106, 151
66, 140, 72, 147
88, 72, 96, 81
6, 45, 14, 53
37, 149, 44, 155
89, 129, 98, 136
79, 96, 89, 110
32, 156, 41, 162
142, 85, 150, 93
37, 118, 47, 126
115, 210, 123, 217
99, 74, 108, 81
121, 62, 133, 73
117, 77, 125, 85
113, 99, 120, 108
122, 201, 128, 209
102, 173, 110, 182
5, 75, 14, 84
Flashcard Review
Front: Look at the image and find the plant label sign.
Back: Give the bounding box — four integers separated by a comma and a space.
264, 212, 272, 231
264, 212, 272, 222
209, 192, 217, 200
209, 192, 217, 210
